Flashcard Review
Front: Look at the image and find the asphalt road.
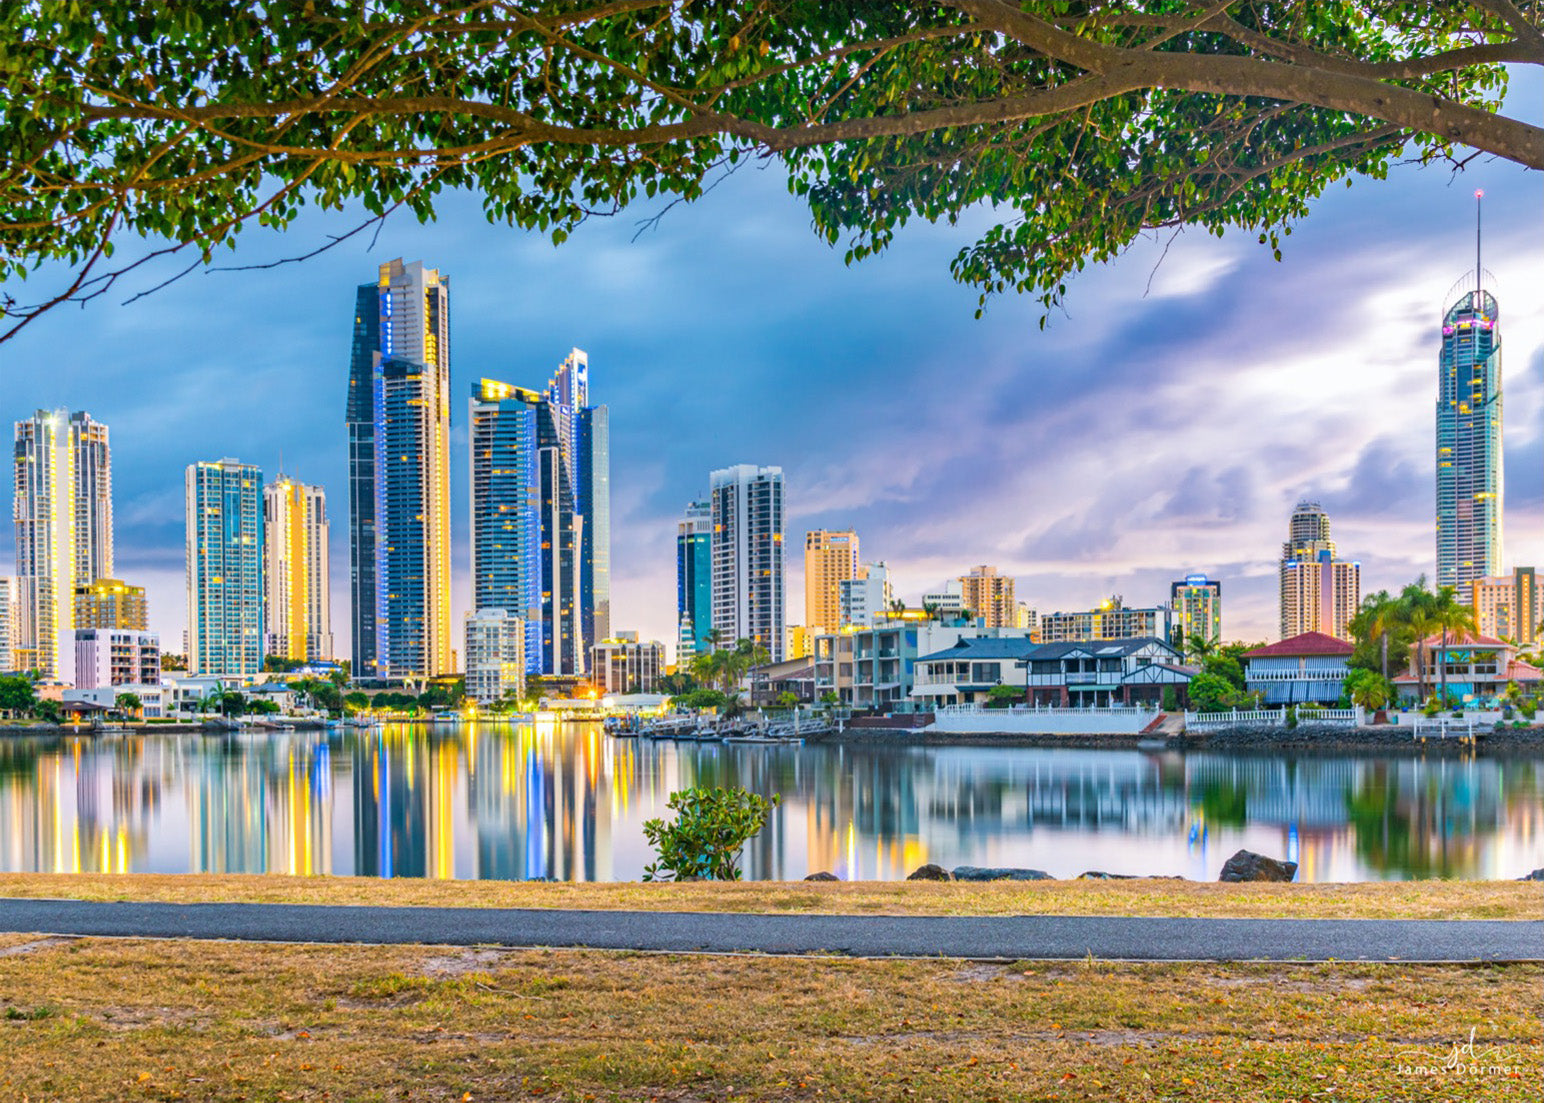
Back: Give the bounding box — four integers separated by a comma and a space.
0, 899, 1539, 961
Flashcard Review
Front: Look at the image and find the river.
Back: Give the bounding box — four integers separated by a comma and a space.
1, 720, 1541, 881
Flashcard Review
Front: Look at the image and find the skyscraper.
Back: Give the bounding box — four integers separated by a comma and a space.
467, 350, 609, 676
347, 258, 453, 680
263, 475, 332, 662
1169, 575, 1222, 651
804, 530, 860, 636
676, 498, 713, 662
1436, 198, 1502, 599
186, 459, 264, 676
13, 409, 113, 680
710, 464, 785, 661
1279, 501, 1360, 641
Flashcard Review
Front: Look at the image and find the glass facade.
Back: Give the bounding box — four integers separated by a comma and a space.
468, 350, 608, 676
349, 259, 453, 680
709, 465, 785, 662
1436, 284, 1502, 598
185, 459, 264, 676
676, 499, 712, 660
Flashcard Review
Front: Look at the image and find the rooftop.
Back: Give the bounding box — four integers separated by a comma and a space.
1243, 632, 1354, 659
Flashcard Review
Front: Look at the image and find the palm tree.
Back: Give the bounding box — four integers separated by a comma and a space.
1398, 580, 1439, 702
1428, 585, 1478, 707
921, 602, 941, 624
1185, 633, 1219, 663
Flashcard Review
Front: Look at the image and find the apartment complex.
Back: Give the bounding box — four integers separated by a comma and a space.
346, 258, 453, 680
804, 530, 860, 635
12, 409, 114, 680
73, 628, 161, 689
1169, 575, 1222, 652
185, 458, 264, 676
263, 476, 332, 662
1040, 598, 1167, 643
591, 632, 666, 694
839, 561, 892, 627
959, 565, 1016, 627
1472, 567, 1539, 645
1279, 501, 1360, 641
709, 464, 785, 661
463, 609, 526, 704
74, 578, 147, 631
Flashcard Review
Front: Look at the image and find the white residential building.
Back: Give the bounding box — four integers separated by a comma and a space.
839, 561, 893, 627
709, 464, 785, 661
73, 628, 161, 689
464, 609, 526, 704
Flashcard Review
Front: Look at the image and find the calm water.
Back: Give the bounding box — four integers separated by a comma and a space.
2, 721, 1542, 882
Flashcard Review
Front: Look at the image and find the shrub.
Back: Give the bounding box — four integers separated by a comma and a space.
1160, 685, 1178, 712
1519, 698, 1538, 721
642, 787, 780, 882
1421, 696, 1441, 718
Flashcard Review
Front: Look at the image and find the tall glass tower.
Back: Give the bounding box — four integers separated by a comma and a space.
347, 259, 453, 680
1436, 201, 1502, 599
185, 459, 264, 676
467, 349, 609, 676
12, 409, 113, 679
676, 499, 712, 662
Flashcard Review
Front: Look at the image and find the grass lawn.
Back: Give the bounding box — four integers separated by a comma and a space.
0, 937, 1536, 1101
1, 872, 1540, 920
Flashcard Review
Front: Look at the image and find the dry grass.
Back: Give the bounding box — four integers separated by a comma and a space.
1, 872, 1540, 920
0, 937, 1537, 1101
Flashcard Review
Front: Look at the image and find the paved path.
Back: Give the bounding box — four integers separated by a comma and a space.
1, 899, 1539, 962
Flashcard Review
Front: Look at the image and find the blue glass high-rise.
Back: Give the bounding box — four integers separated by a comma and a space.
468, 350, 609, 675
1436, 280, 1502, 598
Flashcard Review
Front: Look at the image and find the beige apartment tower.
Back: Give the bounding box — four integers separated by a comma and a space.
803, 530, 859, 636
1279, 501, 1360, 640
960, 565, 1016, 628
13, 409, 114, 680
264, 475, 333, 662
74, 578, 148, 631
1472, 567, 1539, 645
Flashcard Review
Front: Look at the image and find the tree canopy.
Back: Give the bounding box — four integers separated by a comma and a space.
2, 1, 1539, 341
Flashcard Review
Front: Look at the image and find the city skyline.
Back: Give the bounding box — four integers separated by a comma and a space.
0, 162, 1539, 658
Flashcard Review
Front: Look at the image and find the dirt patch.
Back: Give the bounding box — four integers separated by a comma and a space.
0, 937, 75, 958
418, 947, 512, 977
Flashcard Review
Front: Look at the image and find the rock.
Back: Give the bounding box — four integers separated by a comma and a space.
1218, 849, 1297, 883
804, 871, 839, 882
949, 866, 1052, 882
906, 863, 952, 881
1519, 868, 1544, 881
1078, 871, 1138, 880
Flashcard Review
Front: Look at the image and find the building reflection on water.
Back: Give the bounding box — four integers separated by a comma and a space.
0, 726, 1540, 881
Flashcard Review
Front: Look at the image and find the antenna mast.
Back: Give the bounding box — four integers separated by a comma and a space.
1475, 188, 1484, 308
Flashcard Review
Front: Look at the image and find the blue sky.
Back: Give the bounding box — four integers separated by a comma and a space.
1, 131, 1540, 660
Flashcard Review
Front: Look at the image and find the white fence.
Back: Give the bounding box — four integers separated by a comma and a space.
1409, 717, 1477, 740
1185, 708, 1286, 729
935, 704, 1153, 717
928, 704, 1161, 735
1184, 707, 1365, 730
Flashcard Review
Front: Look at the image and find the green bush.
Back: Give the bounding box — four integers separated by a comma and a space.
642, 787, 780, 882
1421, 696, 1441, 718
1519, 698, 1537, 721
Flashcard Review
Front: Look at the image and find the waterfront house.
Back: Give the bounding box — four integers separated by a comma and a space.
1241, 632, 1352, 705
1390, 631, 1543, 704
910, 636, 1190, 707
813, 622, 1037, 709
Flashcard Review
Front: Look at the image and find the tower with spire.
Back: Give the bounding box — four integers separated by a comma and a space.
1435, 192, 1502, 600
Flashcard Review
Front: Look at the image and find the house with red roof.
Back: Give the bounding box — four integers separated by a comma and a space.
1242, 632, 1354, 705
1391, 631, 1543, 704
